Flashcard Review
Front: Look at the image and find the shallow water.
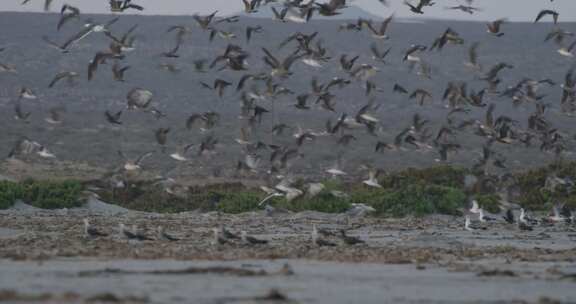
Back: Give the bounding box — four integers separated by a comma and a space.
1, 258, 575, 303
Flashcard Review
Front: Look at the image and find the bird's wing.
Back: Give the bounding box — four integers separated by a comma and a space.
48, 72, 67, 88
135, 151, 154, 165
61, 26, 93, 50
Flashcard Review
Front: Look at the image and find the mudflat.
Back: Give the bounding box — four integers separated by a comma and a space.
0, 207, 575, 303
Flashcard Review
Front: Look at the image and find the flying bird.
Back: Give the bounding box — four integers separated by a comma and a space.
8, 137, 55, 159
105, 110, 123, 125
58, 4, 80, 31
246, 25, 263, 43
487, 19, 506, 37
118, 150, 154, 171
534, 10, 559, 24
370, 43, 391, 63
21, 0, 53, 11
13, 102, 31, 122
558, 40, 576, 57
403, 0, 434, 14
112, 62, 130, 81
193, 11, 218, 30
127, 88, 153, 110
200, 79, 232, 98
464, 42, 481, 69
362, 168, 382, 188
365, 15, 393, 39
88, 52, 123, 81
48, 71, 78, 88
446, 5, 480, 14
43, 18, 119, 53
45, 107, 65, 124
110, 0, 144, 12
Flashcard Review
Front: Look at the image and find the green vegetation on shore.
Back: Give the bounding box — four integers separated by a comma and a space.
90, 166, 475, 216
514, 161, 576, 211
1, 162, 575, 216
0, 180, 83, 209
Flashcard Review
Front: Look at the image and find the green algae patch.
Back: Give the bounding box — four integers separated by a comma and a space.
0, 180, 84, 209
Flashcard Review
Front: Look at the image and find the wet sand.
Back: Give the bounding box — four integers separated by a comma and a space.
0, 206, 575, 303
2, 258, 575, 304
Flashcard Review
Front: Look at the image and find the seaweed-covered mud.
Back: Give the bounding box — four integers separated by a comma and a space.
1, 206, 575, 304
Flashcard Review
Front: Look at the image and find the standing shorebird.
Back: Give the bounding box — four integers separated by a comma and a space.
157, 226, 180, 241
241, 231, 268, 245
478, 209, 496, 223
83, 218, 108, 238
519, 208, 538, 225
464, 215, 486, 231
221, 227, 241, 240
211, 228, 228, 246
119, 223, 153, 241
312, 225, 337, 247
339, 230, 365, 245
502, 209, 515, 224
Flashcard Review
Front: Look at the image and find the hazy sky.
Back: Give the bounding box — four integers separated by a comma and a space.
2, 0, 576, 22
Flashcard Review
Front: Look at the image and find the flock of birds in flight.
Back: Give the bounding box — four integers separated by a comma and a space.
3, 0, 576, 230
